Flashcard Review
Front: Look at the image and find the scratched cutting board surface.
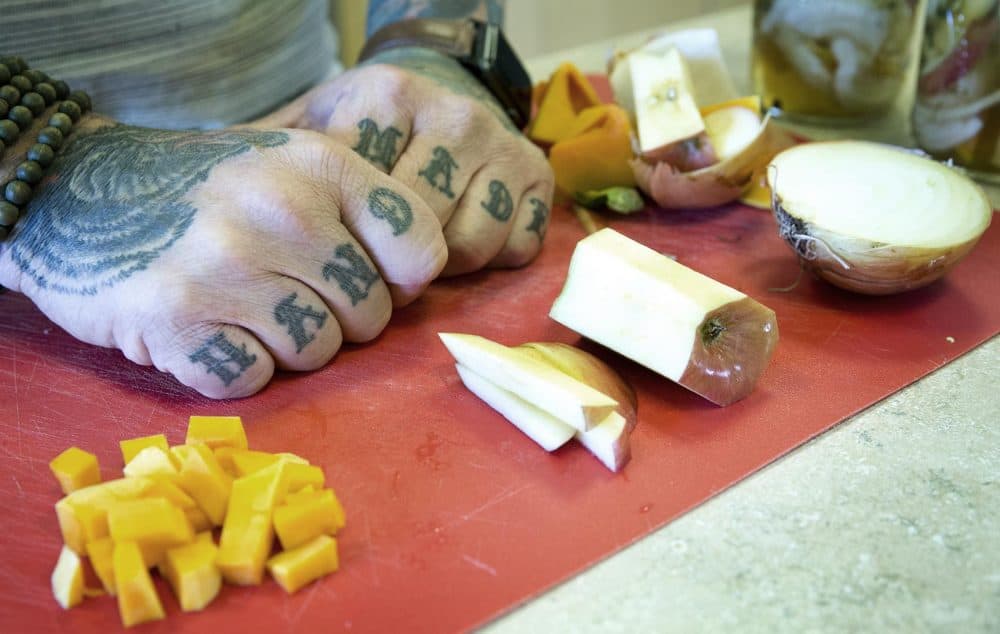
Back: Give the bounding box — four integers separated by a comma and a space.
1, 196, 999, 632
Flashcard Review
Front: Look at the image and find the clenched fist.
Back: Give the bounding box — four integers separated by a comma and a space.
0, 114, 447, 398
258, 47, 555, 275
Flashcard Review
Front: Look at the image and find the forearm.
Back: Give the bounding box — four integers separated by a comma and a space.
366, 0, 505, 36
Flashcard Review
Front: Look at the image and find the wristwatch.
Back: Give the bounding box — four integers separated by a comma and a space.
357, 18, 533, 130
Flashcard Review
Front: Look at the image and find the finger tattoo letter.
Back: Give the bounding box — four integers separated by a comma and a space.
353, 118, 403, 170
189, 331, 258, 386
418, 146, 458, 198
481, 179, 513, 222
526, 197, 549, 239
368, 187, 413, 235
322, 243, 380, 306
274, 293, 328, 353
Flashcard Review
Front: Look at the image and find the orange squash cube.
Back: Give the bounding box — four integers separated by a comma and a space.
284, 485, 317, 505
49, 447, 101, 495
273, 488, 346, 550
146, 477, 196, 510
216, 461, 294, 585
107, 497, 195, 567
185, 416, 248, 450
215, 447, 310, 478
113, 541, 165, 627
229, 449, 282, 477
171, 444, 232, 526
285, 462, 325, 493
55, 477, 157, 554
266, 535, 339, 594
216, 510, 273, 586
158, 535, 222, 612
51, 545, 85, 609
212, 446, 239, 476
122, 446, 179, 479
118, 434, 169, 465
184, 506, 213, 533
86, 536, 117, 596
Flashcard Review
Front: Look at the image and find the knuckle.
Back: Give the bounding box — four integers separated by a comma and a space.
202, 228, 258, 276
363, 64, 418, 106
443, 99, 496, 138
149, 280, 207, 327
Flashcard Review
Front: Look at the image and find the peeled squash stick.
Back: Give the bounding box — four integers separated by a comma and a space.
440, 333, 638, 472
550, 229, 778, 406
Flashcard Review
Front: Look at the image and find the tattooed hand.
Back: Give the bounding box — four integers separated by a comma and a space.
0, 114, 447, 398
257, 46, 554, 276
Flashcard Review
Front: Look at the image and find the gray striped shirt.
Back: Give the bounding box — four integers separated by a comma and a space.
1, 0, 341, 129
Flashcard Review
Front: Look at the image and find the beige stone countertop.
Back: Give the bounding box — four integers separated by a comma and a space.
483, 6, 1000, 632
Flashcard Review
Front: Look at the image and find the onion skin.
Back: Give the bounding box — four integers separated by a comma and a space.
678, 297, 779, 407
772, 201, 988, 295
631, 116, 795, 209
639, 132, 718, 172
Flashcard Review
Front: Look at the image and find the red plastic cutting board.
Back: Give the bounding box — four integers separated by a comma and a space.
2, 196, 999, 632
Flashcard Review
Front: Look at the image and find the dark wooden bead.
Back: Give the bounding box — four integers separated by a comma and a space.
0, 85, 20, 105
34, 82, 57, 104
58, 99, 81, 122
0, 57, 23, 75
0, 201, 19, 227
48, 112, 72, 135
0, 64, 9, 85
0, 119, 19, 143
10, 74, 32, 93
21, 92, 45, 115
7, 105, 33, 130
23, 69, 48, 85
52, 80, 69, 100
27, 143, 55, 167
0, 98, 8, 118
5, 180, 31, 206
37, 126, 63, 149
69, 90, 92, 112
16, 161, 43, 184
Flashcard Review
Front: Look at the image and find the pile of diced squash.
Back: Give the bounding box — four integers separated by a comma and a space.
47, 416, 345, 627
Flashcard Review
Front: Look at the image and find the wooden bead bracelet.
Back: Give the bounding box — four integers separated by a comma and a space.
0, 55, 92, 242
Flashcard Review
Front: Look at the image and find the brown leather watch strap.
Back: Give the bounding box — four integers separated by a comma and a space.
357, 18, 478, 63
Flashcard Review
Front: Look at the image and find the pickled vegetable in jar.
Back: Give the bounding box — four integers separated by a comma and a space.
752, 0, 927, 120
914, 0, 1000, 176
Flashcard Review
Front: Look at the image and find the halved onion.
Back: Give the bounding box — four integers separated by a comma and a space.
631, 115, 794, 209
767, 141, 993, 295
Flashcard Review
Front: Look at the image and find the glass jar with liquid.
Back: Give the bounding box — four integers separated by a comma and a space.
752, 0, 928, 128
913, 0, 999, 179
